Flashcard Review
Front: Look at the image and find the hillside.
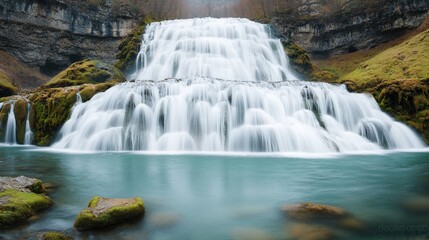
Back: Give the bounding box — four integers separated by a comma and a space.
341, 29, 429, 88
0, 50, 49, 94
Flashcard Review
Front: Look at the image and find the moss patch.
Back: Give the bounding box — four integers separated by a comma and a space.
46, 60, 126, 88
0, 189, 52, 228
74, 196, 145, 230
341, 30, 429, 88
28, 81, 115, 146
41, 232, 72, 240
115, 21, 152, 76
0, 71, 18, 98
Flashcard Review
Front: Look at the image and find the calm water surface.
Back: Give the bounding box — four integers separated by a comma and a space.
0, 147, 428, 239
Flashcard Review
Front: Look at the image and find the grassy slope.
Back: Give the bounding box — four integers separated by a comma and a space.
312, 24, 429, 142
341, 29, 429, 88
0, 50, 49, 90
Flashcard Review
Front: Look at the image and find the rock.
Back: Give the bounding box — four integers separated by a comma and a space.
0, 0, 138, 76
39, 232, 72, 240
231, 228, 273, 240
404, 196, 429, 213
338, 217, 365, 231
0, 176, 46, 193
282, 203, 348, 221
27, 82, 115, 146
271, 0, 429, 58
45, 59, 126, 88
0, 176, 52, 228
148, 212, 180, 228
74, 196, 145, 230
288, 223, 336, 240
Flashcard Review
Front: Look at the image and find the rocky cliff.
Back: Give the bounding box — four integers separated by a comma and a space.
0, 0, 138, 76
271, 0, 429, 58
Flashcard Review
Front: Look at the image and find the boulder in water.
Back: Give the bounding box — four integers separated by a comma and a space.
0, 176, 52, 228
74, 196, 145, 230
282, 203, 348, 221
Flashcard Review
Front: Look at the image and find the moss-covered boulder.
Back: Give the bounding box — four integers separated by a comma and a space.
0, 176, 52, 228
45, 60, 126, 88
115, 23, 148, 76
28, 82, 115, 146
40, 232, 72, 240
0, 71, 18, 98
74, 196, 145, 230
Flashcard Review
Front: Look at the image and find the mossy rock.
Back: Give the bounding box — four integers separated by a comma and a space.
0, 176, 52, 228
27, 82, 115, 146
0, 71, 18, 98
74, 196, 145, 230
283, 40, 313, 79
45, 60, 126, 88
115, 22, 151, 75
40, 232, 72, 240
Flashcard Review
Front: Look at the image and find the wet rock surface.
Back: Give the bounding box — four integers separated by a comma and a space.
74, 196, 145, 230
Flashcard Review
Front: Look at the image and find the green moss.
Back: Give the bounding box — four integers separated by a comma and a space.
0, 71, 18, 98
74, 196, 145, 230
14, 99, 28, 144
115, 22, 151, 75
0, 189, 52, 228
283, 41, 313, 79
341, 30, 429, 88
41, 232, 72, 240
46, 60, 126, 88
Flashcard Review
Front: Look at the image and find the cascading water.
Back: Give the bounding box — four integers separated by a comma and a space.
4, 102, 17, 145
24, 102, 33, 145
53, 18, 425, 152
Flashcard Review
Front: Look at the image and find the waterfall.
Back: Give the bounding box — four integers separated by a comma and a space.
24, 102, 33, 145
4, 102, 17, 145
52, 18, 425, 152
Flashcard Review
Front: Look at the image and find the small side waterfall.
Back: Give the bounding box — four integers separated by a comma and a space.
24, 102, 33, 145
4, 103, 17, 144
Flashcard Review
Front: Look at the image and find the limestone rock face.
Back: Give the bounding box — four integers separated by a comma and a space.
271, 0, 429, 58
0, 0, 138, 76
74, 196, 145, 230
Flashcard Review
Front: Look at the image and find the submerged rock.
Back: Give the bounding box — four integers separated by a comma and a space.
231, 228, 273, 240
403, 196, 429, 213
288, 223, 336, 240
282, 203, 348, 221
148, 212, 180, 228
74, 196, 145, 230
0, 176, 52, 228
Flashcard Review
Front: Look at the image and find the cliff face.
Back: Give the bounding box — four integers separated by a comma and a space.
0, 0, 138, 76
271, 0, 429, 58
